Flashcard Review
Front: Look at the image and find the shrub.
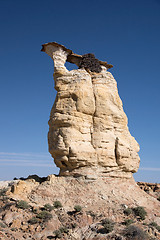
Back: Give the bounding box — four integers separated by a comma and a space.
79, 53, 102, 73
0, 222, 7, 228
54, 201, 62, 209
132, 206, 147, 220
103, 223, 114, 234
124, 208, 132, 216
122, 219, 134, 226
74, 205, 82, 212
124, 225, 148, 240
149, 222, 160, 232
149, 222, 158, 228
0, 188, 8, 197
98, 218, 114, 234
16, 200, 29, 209
157, 225, 160, 232
53, 230, 62, 238
11, 228, 16, 231
101, 218, 113, 225
43, 203, 54, 212
28, 217, 39, 224
59, 226, 69, 234
36, 211, 52, 221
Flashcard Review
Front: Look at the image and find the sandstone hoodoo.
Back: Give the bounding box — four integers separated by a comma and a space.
41, 42, 140, 179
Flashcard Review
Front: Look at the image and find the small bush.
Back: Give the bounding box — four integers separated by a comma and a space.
124, 208, 132, 216
149, 222, 158, 228
101, 218, 113, 225
43, 204, 54, 212
157, 225, 160, 232
0, 222, 7, 228
28, 217, 39, 224
149, 222, 160, 232
11, 228, 16, 231
54, 201, 62, 209
16, 200, 29, 209
36, 211, 52, 221
103, 223, 114, 233
122, 219, 134, 226
79, 53, 102, 73
132, 206, 147, 220
124, 225, 148, 240
53, 230, 62, 238
0, 188, 8, 197
59, 226, 69, 234
156, 225, 160, 232
74, 205, 82, 212
98, 218, 114, 234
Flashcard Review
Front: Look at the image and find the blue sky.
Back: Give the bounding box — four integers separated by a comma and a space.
0, 0, 160, 182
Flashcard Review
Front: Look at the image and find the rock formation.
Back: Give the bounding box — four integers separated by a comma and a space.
41, 42, 140, 179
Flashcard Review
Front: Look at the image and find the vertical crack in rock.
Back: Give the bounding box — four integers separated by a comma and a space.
90, 76, 97, 150
115, 137, 119, 165
42, 42, 140, 179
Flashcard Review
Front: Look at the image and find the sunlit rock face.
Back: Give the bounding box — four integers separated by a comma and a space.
42, 42, 140, 179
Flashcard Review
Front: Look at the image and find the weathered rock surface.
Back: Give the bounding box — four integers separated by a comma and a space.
41, 42, 140, 179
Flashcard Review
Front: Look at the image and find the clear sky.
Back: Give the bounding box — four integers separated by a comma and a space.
0, 0, 160, 182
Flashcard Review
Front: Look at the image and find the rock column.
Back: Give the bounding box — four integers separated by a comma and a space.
41, 42, 140, 179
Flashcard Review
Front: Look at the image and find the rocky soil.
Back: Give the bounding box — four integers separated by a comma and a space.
0, 175, 160, 240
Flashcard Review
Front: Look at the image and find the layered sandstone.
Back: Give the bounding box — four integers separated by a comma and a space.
41, 42, 140, 179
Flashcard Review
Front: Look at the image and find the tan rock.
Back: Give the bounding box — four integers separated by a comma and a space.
75, 212, 93, 228
3, 212, 23, 225
10, 180, 39, 199
42, 42, 140, 179
21, 224, 29, 231
28, 224, 35, 232
43, 214, 61, 231
11, 219, 21, 229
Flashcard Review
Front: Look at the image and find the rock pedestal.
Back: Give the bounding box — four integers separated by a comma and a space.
41, 42, 140, 179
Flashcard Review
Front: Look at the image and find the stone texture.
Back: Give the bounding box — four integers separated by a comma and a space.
41, 42, 140, 179
3, 212, 22, 225
1, 176, 160, 240
11, 179, 39, 200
